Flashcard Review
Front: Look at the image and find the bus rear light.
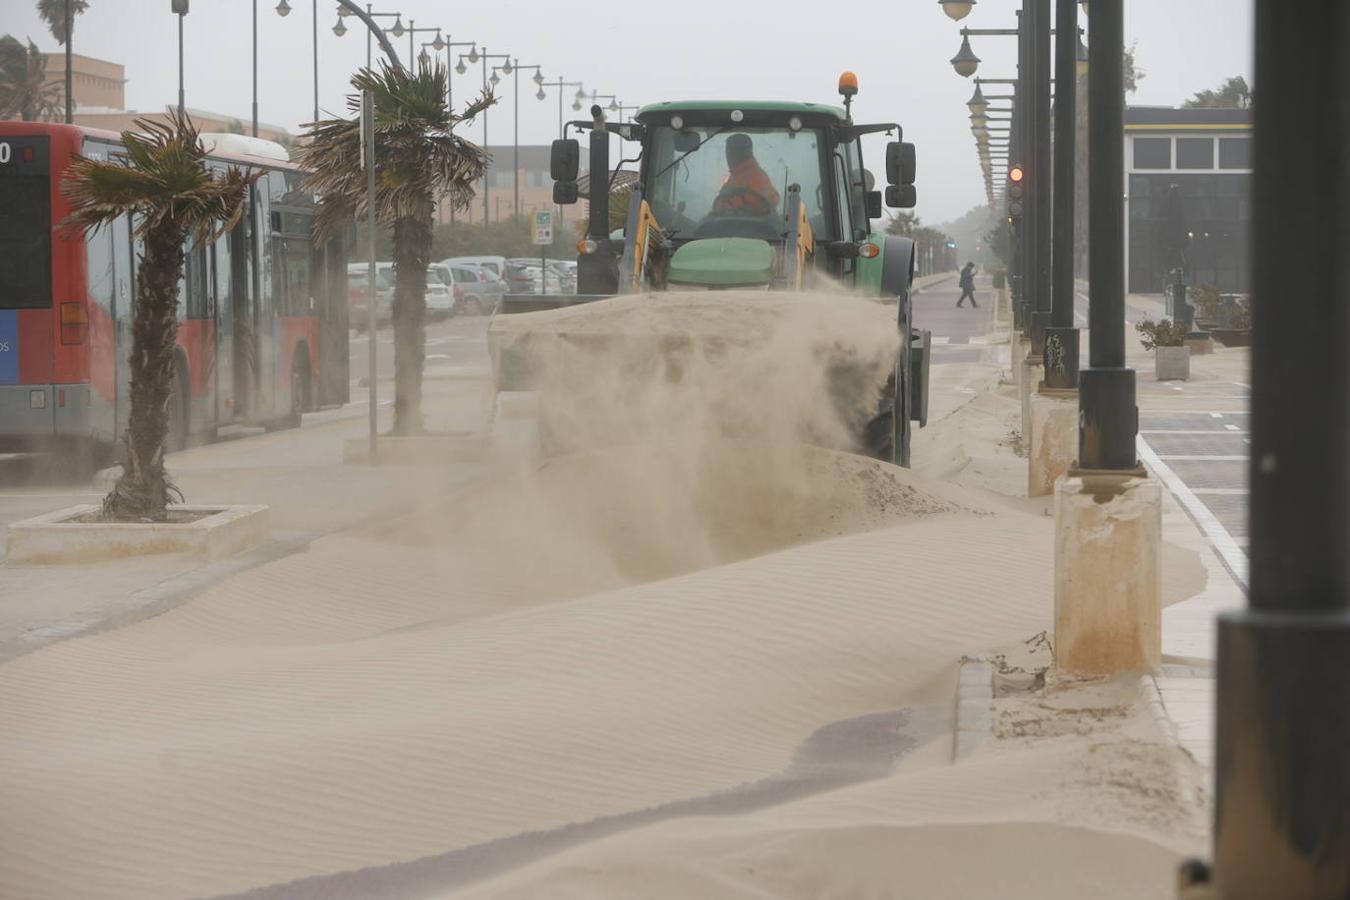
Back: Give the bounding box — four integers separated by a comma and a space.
58, 389, 66, 409
60, 302, 89, 345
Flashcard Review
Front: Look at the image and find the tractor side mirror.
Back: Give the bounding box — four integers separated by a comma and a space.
886, 141, 917, 186
553, 181, 579, 205
886, 184, 917, 209
550, 138, 580, 181
865, 190, 882, 219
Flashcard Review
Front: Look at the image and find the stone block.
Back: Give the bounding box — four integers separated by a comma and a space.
1054, 474, 1162, 674
1028, 389, 1078, 498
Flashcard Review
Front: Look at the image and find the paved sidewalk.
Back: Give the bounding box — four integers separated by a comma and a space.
0, 375, 494, 663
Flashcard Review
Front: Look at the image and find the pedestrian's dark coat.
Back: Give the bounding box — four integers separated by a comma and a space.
959, 264, 975, 290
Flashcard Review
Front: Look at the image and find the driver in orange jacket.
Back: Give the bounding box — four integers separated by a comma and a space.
712, 133, 780, 217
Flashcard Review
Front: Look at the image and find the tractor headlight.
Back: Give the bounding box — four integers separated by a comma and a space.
788, 116, 802, 132
730, 109, 744, 123
670, 114, 684, 130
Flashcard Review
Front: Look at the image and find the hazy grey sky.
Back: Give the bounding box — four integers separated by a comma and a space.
4, 0, 1253, 225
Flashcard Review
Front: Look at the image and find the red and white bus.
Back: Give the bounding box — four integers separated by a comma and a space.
0, 122, 350, 458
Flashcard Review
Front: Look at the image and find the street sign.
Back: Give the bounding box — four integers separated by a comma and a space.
532, 210, 553, 246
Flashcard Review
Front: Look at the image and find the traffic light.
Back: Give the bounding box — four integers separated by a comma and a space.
1006, 164, 1026, 222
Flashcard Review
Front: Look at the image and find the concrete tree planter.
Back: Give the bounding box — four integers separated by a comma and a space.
1211, 328, 1252, 348
1155, 346, 1192, 381
6, 504, 270, 564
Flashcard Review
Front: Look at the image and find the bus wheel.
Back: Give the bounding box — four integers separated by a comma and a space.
166, 359, 189, 453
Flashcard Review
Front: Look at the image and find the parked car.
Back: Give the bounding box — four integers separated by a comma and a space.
503, 260, 538, 294
425, 264, 456, 318
439, 263, 496, 315
464, 264, 507, 313
347, 262, 394, 330
508, 258, 566, 295
444, 255, 508, 281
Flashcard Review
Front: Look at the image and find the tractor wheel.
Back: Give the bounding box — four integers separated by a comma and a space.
862, 349, 912, 467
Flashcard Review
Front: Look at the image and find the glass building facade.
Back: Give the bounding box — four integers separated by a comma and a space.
1125, 109, 1252, 294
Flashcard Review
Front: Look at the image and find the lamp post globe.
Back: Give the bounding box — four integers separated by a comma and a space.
608, 99, 619, 112
332, 16, 346, 36
489, 70, 500, 85
951, 34, 981, 77
572, 98, 582, 111
432, 34, 445, 50
575, 86, 587, 101
939, 0, 976, 21
967, 83, 988, 116
533, 70, 544, 85
389, 15, 404, 37
536, 88, 546, 100
455, 59, 466, 74
467, 46, 479, 63
275, 0, 291, 16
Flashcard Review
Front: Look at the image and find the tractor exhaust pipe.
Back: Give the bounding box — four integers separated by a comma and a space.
587, 105, 609, 241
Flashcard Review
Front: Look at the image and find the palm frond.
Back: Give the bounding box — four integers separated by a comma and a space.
36, 0, 90, 45
295, 60, 493, 244
61, 110, 261, 243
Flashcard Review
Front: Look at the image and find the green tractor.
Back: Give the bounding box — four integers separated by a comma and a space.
493, 73, 931, 465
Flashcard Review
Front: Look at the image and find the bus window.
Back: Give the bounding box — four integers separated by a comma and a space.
87, 225, 114, 314
184, 241, 209, 319
0, 135, 52, 309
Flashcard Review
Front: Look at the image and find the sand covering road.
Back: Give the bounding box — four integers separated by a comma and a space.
0, 292, 1208, 898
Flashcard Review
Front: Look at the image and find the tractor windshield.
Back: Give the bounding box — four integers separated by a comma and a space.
645, 125, 827, 241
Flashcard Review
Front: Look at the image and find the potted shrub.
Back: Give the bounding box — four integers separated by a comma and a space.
1189, 283, 1222, 331
1136, 317, 1191, 381
1211, 296, 1252, 347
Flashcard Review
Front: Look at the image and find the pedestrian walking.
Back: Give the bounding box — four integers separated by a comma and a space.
956, 261, 978, 308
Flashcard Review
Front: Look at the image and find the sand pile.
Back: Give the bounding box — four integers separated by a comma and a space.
489, 291, 901, 456
0, 296, 1212, 898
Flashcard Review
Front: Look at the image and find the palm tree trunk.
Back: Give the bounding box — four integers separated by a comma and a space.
64, 0, 72, 124
103, 222, 185, 521
390, 209, 431, 435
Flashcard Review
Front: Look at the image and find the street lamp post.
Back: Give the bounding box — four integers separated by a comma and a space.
273, 0, 318, 127
1175, 0, 1350, 894
1077, 0, 1135, 471
462, 48, 512, 225
252, 0, 258, 136
1043, 0, 1081, 389
175, 1, 186, 118
497, 61, 545, 219
333, 4, 403, 71
397, 20, 439, 68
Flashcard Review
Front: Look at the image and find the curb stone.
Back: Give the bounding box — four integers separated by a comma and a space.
952, 659, 995, 761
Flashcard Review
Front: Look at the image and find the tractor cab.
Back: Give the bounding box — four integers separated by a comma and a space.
548, 74, 917, 297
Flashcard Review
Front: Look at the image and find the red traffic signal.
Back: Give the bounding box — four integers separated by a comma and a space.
1008, 164, 1025, 184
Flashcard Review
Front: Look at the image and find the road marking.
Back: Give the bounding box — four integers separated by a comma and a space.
1158, 455, 1247, 461
1141, 429, 1250, 435
1210, 412, 1224, 419
1190, 488, 1247, 496
1138, 437, 1249, 590
1224, 424, 1241, 431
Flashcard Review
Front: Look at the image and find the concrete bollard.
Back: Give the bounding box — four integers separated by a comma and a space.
1028, 389, 1078, 497
1019, 356, 1044, 456
1053, 472, 1162, 674
1010, 331, 1027, 387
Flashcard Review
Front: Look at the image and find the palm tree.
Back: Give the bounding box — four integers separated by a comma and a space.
36, 0, 88, 124
63, 112, 258, 521
295, 61, 490, 434
0, 34, 61, 121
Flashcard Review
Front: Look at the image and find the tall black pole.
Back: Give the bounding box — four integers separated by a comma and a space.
63, 0, 72, 124
1029, 0, 1053, 355
1076, 0, 1135, 471
251, 0, 258, 137
1195, 0, 1350, 895
1015, 8, 1032, 335
1044, 0, 1080, 388
177, 11, 185, 119
311, 0, 318, 126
